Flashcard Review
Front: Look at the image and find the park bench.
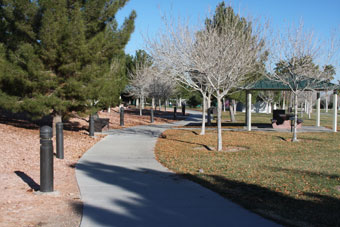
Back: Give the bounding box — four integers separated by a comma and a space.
92, 113, 110, 132
272, 109, 303, 130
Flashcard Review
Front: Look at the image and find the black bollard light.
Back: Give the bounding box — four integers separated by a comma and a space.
207, 108, 211, 126
40, 126, 54, 192
120, 107, 124, 126
56, 122, 64, 159
150, 108, 154, 123
182, 104, 186, 116
89, 115, 94, 137
174, 106, 177, 119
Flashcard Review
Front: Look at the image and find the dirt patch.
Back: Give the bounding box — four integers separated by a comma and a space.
223, 146, 248, 152
0, 107, 182, 226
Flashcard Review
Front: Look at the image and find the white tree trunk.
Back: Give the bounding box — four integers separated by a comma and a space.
207, 93, 211, 109
139, 96, 143, 116
266, 102, 269, 114
223, 98, 226, 112
159, 99, 161, 111
108, 106, 111, 113
200, 94, 207, 135
136, 98, 139, 108
217, 97, 223, 151
141, 95, 145, 109
53, 113, 62, 137
152, 97, 155, 109
325, 92, 329, 113
229, 100, 236, 122
282, 91, 286, 109
309, 94, 313, 114
292, 94, 298, 142
233, 100, 237, 115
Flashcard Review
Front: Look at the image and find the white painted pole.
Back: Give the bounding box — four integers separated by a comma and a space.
333, 91, 338, 132
316, 92, 320, 127
247, 91, 252, 131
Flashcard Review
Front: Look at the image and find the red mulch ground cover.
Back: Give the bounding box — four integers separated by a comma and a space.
0, 107, 179, 226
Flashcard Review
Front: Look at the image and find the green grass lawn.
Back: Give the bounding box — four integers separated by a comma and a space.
155, 112, 340, 226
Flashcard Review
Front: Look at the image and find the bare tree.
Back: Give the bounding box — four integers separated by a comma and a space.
149, 68, 177, 111
128, 62, 152, 116
192, 14, 266, 151
146, 16, 215, 135
304, 91, 316, 119
258, 91, 275, 114
147, 10, 266, 151
267, 21, 339, 141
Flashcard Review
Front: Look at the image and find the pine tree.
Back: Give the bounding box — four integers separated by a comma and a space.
0, 0, 136, 127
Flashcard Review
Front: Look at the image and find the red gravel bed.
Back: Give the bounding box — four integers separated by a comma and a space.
0, 107, 180, 226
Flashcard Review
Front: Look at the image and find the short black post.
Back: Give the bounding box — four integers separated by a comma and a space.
174, 106, 177, 119
207, 108, 211, 126
182, 104, 185, 116
40, 126, 53, 192
56, 122, 64, 159
150, 108, 154, 123
89, 115, 94, 137
120, 107, 124, 126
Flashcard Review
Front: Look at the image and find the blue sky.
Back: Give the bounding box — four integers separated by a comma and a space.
116, 0, 340, 79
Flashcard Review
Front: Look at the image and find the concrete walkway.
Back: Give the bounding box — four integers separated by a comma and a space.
76, 111, 279, 227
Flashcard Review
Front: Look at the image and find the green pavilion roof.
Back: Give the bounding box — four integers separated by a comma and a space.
246, 77, 339, 91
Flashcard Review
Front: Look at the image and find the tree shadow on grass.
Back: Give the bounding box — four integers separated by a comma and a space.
263, 166, 340, 181
162, 137, 214, 151
184, 122, 272, 128
181, 173, 340, 227
75, 161, 340, 227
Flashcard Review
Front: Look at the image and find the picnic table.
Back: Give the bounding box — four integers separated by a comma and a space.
272, 110, 303, 130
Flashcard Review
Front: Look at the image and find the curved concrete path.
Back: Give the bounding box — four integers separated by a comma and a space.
76, 111, 279, 227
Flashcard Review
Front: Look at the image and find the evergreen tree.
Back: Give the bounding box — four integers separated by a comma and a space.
0, 0, 136, 126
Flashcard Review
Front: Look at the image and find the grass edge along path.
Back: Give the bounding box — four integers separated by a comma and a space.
155, 129, 340, 226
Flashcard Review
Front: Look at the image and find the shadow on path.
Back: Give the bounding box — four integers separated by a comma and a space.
76, 161, 279, 227
76, 161, 340, 226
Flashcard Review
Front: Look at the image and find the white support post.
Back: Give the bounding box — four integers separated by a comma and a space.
333, 91, 338, 132
245, 95, 248, 125
247, 91, 252, 131
316, 92, 320, 127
